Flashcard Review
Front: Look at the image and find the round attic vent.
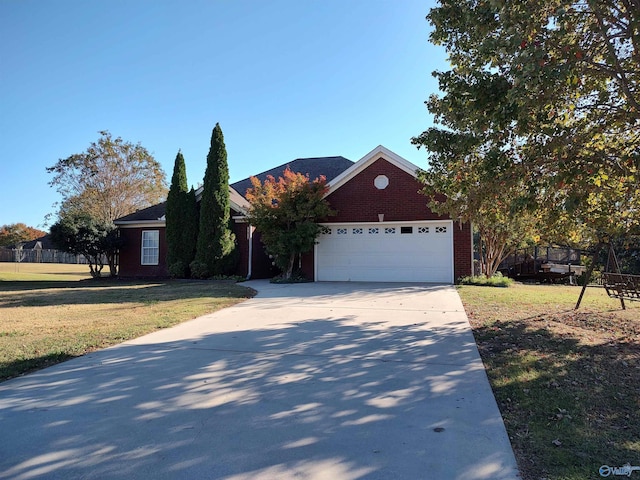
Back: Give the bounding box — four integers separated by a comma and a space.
374, 175, 389, 190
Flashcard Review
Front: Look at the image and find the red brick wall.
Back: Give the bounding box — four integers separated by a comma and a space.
300, 157, 473, 281
117, 158, 473, 281
119, 208, 254, 279
232, 223, 279, 279
233, 221, 249, 277
452, 221, 472, 280
301, 247, 314, 280
250, 231, 281, 279
325, 158, 446, 222
118, 226, 169, 278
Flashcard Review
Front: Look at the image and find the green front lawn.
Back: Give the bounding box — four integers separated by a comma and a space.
0, 264, 254, 381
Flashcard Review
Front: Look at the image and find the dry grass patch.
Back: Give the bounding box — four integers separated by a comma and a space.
458, 283, 640, 480
0, 262, 91, 281
0, 273, 254, 381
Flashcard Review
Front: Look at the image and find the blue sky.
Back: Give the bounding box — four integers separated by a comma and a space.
0, 0, 446, 229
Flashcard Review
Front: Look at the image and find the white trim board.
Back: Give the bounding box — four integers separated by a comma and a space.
326, 145, 419, 196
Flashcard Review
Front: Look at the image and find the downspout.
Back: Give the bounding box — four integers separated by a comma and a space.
246, 224, 254, 280
470, 221, 474, 277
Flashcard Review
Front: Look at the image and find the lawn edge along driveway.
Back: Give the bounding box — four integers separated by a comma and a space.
0, 280, 519, 480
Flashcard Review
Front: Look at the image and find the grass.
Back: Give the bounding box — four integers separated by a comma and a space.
0, 262, 92, 281
457, 283, 640, 480
0, 263, 254, 381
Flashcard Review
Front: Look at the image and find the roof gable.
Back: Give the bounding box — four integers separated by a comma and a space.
326, 146, 419, 196
231, 156, 353, 198
13, 234, 56, 250
193, 186, 251, 214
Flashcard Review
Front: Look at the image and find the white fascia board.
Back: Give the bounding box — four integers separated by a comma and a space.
195, 186, 250, 215
325, 145, 419, 196
114, 220, 166, 228
230, 201, 249, 215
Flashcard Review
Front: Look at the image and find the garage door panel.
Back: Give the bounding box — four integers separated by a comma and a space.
318, 265, 452, 283
330, 253, 450, 269
316, 222, 454, 283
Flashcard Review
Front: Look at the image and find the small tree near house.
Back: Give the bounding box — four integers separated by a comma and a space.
166, 151, 198, 278
50, 213, 123, 277
246, 168, 335, 281
191, 123, 237, 278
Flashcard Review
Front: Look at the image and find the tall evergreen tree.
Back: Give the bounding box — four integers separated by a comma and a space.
191, 123, 236, 277
166, 151, 197, 277
185, 186, 198, 268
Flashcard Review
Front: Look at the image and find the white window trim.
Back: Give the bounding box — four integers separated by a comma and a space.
141, 230, 160, 266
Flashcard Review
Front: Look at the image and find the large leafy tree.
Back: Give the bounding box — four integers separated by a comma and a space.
50, 214, 123, 277
0, 223, 47, 247
165, 151, 198, 278
413, 54, 540, 276
47, 131, 167, 224
246, 168, 335, 280
191, 124, 237, 278
418, 0, 640, 251
415, 131, 540, 276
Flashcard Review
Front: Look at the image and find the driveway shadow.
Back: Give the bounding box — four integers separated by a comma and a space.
0, 284, 518, 480
0, 279, 251, 309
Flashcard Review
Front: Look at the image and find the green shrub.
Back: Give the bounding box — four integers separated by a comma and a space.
168, 261, 188, 279
458, 273, 513, 287
270, 270, 312, 284
189, 260, 209, 279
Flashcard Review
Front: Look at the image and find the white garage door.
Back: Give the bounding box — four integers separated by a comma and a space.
315, 221, 454, 283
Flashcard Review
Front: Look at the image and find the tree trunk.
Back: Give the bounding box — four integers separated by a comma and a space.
86, 254, 104, 278
285, 253, 296, 280
479, 230, 512, 277
107, 252, 118, 277
88, 261, 101, 278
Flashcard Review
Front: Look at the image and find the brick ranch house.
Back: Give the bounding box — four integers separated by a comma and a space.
114, 145, 473, 283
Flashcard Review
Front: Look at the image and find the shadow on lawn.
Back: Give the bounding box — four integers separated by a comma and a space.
473, 316, 640, 480
1, 353, 76, 381
0, 279, 110, 291
0, 279, 253, 308
0, 303, 516, 479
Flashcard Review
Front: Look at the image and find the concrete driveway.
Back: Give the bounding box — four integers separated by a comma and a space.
0, 281, 520, 480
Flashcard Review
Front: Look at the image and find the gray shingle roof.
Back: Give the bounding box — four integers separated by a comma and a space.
230, 156, 353, 198
114, 156, 353, 223
114, 202, 167, 223
114, 189, 249, 223
16, 234, 56, 250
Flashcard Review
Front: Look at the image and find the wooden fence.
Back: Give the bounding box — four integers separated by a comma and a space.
0, 248, 89, 264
